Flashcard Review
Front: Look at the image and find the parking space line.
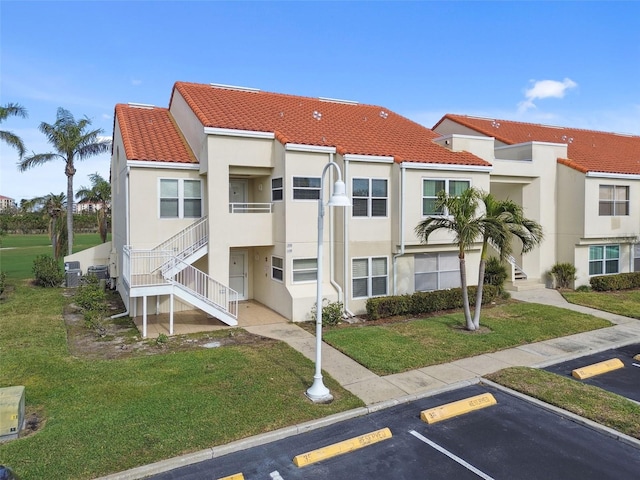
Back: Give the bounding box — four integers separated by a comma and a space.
632, 363, 640, 368
409, 430, 494, 480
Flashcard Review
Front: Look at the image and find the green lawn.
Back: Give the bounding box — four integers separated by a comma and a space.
486, 367, 640, 439
323, 303, 611, 375
563, 289, 640, 319
0, 284, 362, 479
0, 233, 109, 280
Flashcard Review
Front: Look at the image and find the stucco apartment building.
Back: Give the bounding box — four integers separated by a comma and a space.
0, 195, 16, 212
67, 81, 640, 332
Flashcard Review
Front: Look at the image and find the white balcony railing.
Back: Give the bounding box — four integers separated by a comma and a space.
229, 202, 273, 213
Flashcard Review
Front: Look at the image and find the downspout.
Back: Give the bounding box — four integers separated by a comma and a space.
393, 163, 406, 294
328, 153, 343, 303
111, 165, 131, 320
342, 157, 355, 317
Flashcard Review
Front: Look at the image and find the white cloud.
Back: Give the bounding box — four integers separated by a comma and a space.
518, 78, 578, 113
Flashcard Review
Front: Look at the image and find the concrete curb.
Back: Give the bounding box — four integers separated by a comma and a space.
481, 378, 640, 451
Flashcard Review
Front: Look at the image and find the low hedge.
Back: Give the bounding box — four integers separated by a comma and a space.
366, 285, 498, 320
590, 272, 640, 291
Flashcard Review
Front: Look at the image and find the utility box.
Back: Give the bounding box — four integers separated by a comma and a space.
0, 386, 25, 442
87, 265, 109, 280
66, 269, 82, 287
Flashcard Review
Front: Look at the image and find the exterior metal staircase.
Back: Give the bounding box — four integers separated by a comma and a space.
123, 217, 238, 326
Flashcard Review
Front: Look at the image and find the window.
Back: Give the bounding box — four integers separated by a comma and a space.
352, 178, 388, 217
160, 179, 202, 218
352, 257, 388, 298
589, 245, 619, 275
414, 253, 460, 291
271, 256, 284, 282
293, 177, 321, 200
634, 244, 640, 272
271, 178, 283, 201
292, 258, 317, 282
599, 185, 629, 216
423, 179, 470, 216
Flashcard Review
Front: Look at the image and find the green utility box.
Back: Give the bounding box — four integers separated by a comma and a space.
0, 386, 25, 441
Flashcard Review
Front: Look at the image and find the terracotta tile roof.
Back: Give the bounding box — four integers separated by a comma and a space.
170, 82, 490, 167
436, 114, 640, 175
114, 104, 196, 163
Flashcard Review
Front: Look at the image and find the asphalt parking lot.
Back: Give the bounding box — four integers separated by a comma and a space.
152, 383, 640, 480
544, 343, 640, 402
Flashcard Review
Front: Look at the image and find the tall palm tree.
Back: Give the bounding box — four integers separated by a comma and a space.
28, 193, 67, 260
471, 193, 544, 329
76, 173, 111, 243
0, 103, 28, 157
18, 108, 111, 255
415, 187, 489, 331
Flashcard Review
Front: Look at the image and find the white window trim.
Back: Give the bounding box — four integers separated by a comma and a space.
352, 256, 389, 299
158, 178, 202, 219
352, 177, 388, 218
588, 244, 620, 276
292, 176, 321, 201
271, 256, 284, 283
292, 257, 318, 283
421, 178, 471, 217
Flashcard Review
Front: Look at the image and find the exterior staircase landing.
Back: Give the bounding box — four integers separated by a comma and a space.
505, 279, 547, 292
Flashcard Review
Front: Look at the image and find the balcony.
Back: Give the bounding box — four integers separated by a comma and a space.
227, 202, 274, 247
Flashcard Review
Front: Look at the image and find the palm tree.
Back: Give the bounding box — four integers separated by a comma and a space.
28, 193, 67, 260
415, 187, 488, 331
76, 173, 111, 243
0, 103, 28, 157
471, 193, 544, 329
18, 108, 111, 256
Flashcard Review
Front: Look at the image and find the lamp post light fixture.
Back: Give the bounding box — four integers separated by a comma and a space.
305, 160, 351, 403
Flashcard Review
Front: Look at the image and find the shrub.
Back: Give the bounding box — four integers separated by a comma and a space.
0, 271, 6, 295
32, 255, 64, 287
366, 285, 498, 320
311, 299, 344, 326
74, 274, 106, 311
590, 272, 640, 291
575, 284, 592, 292
484, 257, 508, 293
550, 263, 577, 289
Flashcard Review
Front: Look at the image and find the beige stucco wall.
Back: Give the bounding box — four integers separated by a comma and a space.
583, 176, 640, 239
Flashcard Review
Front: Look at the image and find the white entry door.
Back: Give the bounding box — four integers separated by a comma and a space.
229, 179, 248, 212
229, 251, 247, 300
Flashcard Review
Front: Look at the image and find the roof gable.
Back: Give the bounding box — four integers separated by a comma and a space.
438, 114, 640, 175
171, 82, 490, 167
114, 104, 196, 164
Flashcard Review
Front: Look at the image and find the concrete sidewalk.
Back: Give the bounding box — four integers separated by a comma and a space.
246, 288, 640, 406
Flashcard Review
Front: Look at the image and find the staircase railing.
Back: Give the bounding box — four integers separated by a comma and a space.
488, 240, 526, 282
153, 217, 208, 260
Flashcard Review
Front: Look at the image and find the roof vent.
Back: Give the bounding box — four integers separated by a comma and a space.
313, 111, 322, 121
380, 110, 389, 119
318, 97, 359, 105
128, 102, 155, 109
210, 83, 260, 93
491, 120, 500, 128
561, 135, 574, 144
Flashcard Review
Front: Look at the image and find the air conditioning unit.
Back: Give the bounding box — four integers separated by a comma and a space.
66, 269, 82, 287
0, 386, 25, 442
87, 265, 109, 280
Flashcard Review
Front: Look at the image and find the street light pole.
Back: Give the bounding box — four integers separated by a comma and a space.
305, 160, 350, 403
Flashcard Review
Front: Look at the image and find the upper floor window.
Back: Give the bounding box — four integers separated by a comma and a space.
599, 185, 629, 216
423, 179, 470, 216
293, 177, 321, 200
353, 178, 388, 217
352, 257, 388, 299
589, 245, 619, 275
160, 179, 202, 218
271, 256, 284, 282
271, 178, 283, 202
292, 258, 317, 283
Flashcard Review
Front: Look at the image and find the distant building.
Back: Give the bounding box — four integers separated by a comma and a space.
0, 195, 16, 212
75, 199, 108, 214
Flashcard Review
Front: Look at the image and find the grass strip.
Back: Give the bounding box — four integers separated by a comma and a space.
563, 289, 640, 319
323, 302, 611, 375
486, 367, 640, 439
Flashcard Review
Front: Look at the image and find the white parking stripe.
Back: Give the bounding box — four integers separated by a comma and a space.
409, 430, 495, 480
632, 363, 640, 368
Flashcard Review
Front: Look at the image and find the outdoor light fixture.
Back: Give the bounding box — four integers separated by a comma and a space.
306, 160, 350, 403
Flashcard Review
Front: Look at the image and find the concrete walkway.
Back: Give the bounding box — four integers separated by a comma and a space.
246, 288, 640, 406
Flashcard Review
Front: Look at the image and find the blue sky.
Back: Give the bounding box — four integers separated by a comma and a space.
1, 1, 639, 203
